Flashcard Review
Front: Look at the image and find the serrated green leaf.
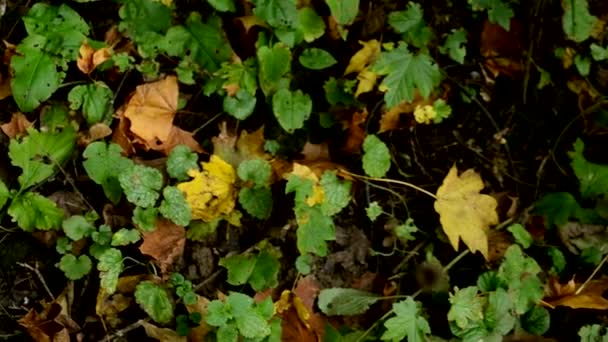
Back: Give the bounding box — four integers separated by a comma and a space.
439, 29, 467, 64
448, 286, 484, 330
362, 135, 391, 177
206, 299, 232, 327
217, 58, 258, 95
252, 0, 297, 29
133, 206, 158, 231
59, 254, 92, 280
323, 77, 356, 106
135, 281, 174, 324
381, 297, 431, 342
97, 247, 123, 293
223, 90, 257, 120
579, 324, 608, 342
325, 0, 359, 26
92, 225, 113, 246
534, 192, 601, 227
56, 237, 72, 254
272, 88, 312, 132
220, 242, 280, 291
373, 43, 441, 108
318, 288, 380, 316
9, 127, 76, 190
207, 0, 235, 12
320, 172, 351, 216
119, 164, 163, 208
468, 0, 514, 30
166, 145, 198, 181
395, 218, 418, 242
299, 48, 337, 70
239, 188, 273, 219
497, 245, 543, 314
118, 0, 171, 58
159, 186, 192, 226
569, 139, 608, 198
485, 288, 515, 335
548, 247, 566, 274
68, 82, 114, 126
507, 223, 532, 248
562, 0, 597, 43
111, 228, 141, 246
297, 7, 325, 42
296, 206, 335, 256
8, 192, 64, 231
83, 142, 133, 204
228, 292, 271, 339
238, 159, 272, 186
388, 3, 433, 48
257, 43, 291, 95
62, 215, 95, 241
163, 13, 233, 72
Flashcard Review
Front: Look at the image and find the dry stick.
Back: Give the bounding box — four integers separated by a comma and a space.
575, 253, 608, 296
103, 319, 148, 342
356, 249, 471, 342
339, 169, 437, 200
16, 262, 55, 301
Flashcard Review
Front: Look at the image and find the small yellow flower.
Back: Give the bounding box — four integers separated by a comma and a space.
177, 155, 236, 222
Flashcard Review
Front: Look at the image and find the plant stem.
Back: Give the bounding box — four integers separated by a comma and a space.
339, 169, 437, 200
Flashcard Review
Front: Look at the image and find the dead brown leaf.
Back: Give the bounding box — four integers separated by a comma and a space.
1, 112, 32, 138
292, 276, 325, 340
379, 92, 435, 133
544, 277, 608, 310
77, 40, 112, 74
78, 122, 112, 146
19, 289, 80, 342
136, 126, 204, 155
342, 108, 368, 154
141, 321, 186, 342
139, 218, 186, 274
480, 19, 524, 80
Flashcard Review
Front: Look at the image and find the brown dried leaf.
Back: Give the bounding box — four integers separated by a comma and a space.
544, 278, 608, 310
77, 40, 111, 74
343, 109, 368, 154
137, 126, 203, 155
212, 122, 267, 167
78, 122, 112, 146
19, 289, 79, 342
141, 321, 186, 342
480, 20, 524, 79
139, 218, 186, 274
1, 113, 32, 138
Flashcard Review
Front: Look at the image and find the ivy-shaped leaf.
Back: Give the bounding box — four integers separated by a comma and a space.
272, 88, 312, 132
166, 145, 198, 181
382, 298, 431, 342
67, 82, 114, 126
59, 254, 92, 280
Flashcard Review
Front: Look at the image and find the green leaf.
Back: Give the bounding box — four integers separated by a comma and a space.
534, 192, 601, 227
299, 48, 337, 70
223, 90, 257, 120
497, 245, 543, 314
562, 0, 597, 42
239, 188, 273, 219
159, 186, 192, 226
252, 0, 297, 29
548, 247, 566, 274
448, 286, 484, 330
366, 201, 383, 221
228, 292, 272, 339
92, 225, 113, 246
187, 219, 220, 240
507, 224, 532, 249
8, 192, 64, 231
257, 43, 291, 95
111, 228, 141, 246
0, 180, 9, 210
166, 145, 198, 181
439, 29, 467, 64
468, 0, 514, 30
163, 13, 233, 73
485, 288, 516, 336
297, 7, 325, 42
325, 0, 359, 25
373, 43, 441, 108
220, 242, 281, 291
362, 135, 391, 177
217, 58, 258, 95
68, 82, 114, 126
579, 324, 608, 342
388, 3, 433, 48
238, 159, 272, 186
324, 77, 356, 106
295, 206, 335, 256
10, 37, 63, 113
118, 164, 163, 208
206, 299, 232, 327
295, 254, 313, 274
133, 206, 158, 231
320, 171, 351, 216
83, 142, 134, 204
135, 281, 174, 324
395, 218, 418, 242
62, 216, 95, 240
432, 99, 452, 123
591, 43, 608, 61
521, 306, 550, 335
118, 0, 171, 58
97, 248, 124, 293
56, 237, 72, 254
59, 254, 92, 280
207, 0, 235, 12
272, 88, 312, 132
575, 54, 591, 76
318, 288, 380, 316
9, 127, 76, 190
381, 297, 431, 342
569, 139, 608, 198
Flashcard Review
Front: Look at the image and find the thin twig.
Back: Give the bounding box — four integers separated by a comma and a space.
17, 262, 55, 301
575, 253, 608, 296
103, 319, 147, 341
339, 169, 437, 200
194, 269, 223, 292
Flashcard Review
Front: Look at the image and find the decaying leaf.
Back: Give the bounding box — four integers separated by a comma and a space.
1, 112, 32, 138
141, 321, 186, 342
136, 126, 203, 155
434, 165, 499, 259
212, 122, 267, 167
544, 277, 608, 310
343, 109, 368, 153
19, 288, 80, 342
378, 91, 436, 132
288, 163, 325, 207
276, 276, 324, 341
77, 40, 112, 74
139, 218, 186, 274
345, 40, 381, 98
96, 275, 145, 327
177, 155, 237, 222
480, 20, 524, 80
78, 122, 112, 146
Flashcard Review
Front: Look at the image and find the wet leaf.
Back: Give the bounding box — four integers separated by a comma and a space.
434, 165, 499, 259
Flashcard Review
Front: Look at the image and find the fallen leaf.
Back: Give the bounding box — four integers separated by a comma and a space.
0, 72, 11, 100
344, 40, 380, 75
77, 40, 112, 74
544, 278, 608, 310
1, 112, 32, 138
78, 122, 112, 146
434, 165, 499, 260
354, 68, 378, 97
139, 218, 186, 274
378, 91, 438, 133
292, 276, 325, 340
342, 109, 368, 154
212, 122, 267, 167
111, 109, 136, 155
19, 289, 80, 342
96, 275, 145, 327
177, 155, 237, 222
141, 321, 186, 342
136, 126, 203, 155
480, 20, 524, 80
288, 163, 325, 207
124, 76, 178, 144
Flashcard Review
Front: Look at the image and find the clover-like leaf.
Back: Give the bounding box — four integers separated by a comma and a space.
62, 215, 95, 241
59, 254, 92, 280
67, 82, 114, 126
223, 89, 257, 120
83, 142, 134, 204
237, 159, 272, 186
439, 28, 467, 64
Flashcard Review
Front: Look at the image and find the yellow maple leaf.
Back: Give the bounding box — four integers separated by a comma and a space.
177, 155, 236, 222
434, 165, 498, 259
